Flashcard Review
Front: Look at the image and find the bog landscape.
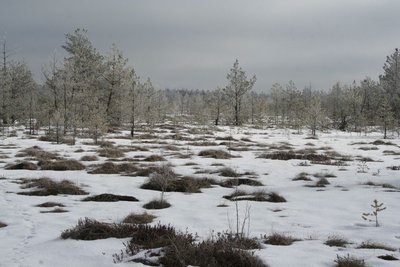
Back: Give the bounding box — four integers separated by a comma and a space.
1, 11, 400, 266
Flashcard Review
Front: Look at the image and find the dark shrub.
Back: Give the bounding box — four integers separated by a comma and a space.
143, 155, 166, 162
122, 212, 156, 224
143, 199, 171, 209
18, 178, 88, 196
61, 218, 137, 240
98, 147, 124, 158
82, 193, 139, 202
377, 255, 398, 261
35, 202, 65, 207
5, 161, 38, 170
40, 159, 85, 171
89, 162, 138, 174
80, 155, 98, 161
0, 222, 7, 228
40, 208, 69, 213
221, 178, 263, 187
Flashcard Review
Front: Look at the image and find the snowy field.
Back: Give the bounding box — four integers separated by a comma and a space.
0, 125, 399, 267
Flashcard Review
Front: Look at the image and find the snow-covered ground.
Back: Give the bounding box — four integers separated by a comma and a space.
0, 125, 399, 267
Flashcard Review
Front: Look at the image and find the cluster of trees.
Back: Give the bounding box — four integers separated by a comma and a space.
0, 29, 399, 140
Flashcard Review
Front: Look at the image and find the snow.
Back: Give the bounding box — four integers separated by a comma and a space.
0, 126, 399, 266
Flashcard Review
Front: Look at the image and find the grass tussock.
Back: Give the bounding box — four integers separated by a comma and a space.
122, 212, 156, 224
89, 162, 138, 174
198, 149, 237, 159
0, 222, 7, 228
363, 181, 398, 190
258, 150, 330, 161
61, 218, 138, 240
143, 155, 166, 162
218, 167, 239, 177
357, 241, 396, 251
18, 178, 88, 196
143, 199, 171, 209
264, 232, 301, 246
16, 146, 60, 161
115, 226, 268, 267
315, 177, 330, 187
35, 202, 65, 207
325, 235, 351, 247
39, 159, 85, 171
292, 172, 312, 181
82, 193, 139, 202
334, 254, 367, 267
221, 178, 263, 187
5, 161, 38, 170
80, 155, 98, 161
98, 147, 125, 158
223, 190, 286, 202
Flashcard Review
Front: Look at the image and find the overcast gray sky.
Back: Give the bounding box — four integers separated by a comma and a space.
1, 0, 399, 91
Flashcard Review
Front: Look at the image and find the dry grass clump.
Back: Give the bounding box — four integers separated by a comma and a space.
188, 141, 219, 146
89, 162, 138, 174
80, 155, 98, 161
258, 150, 330, 162
218, 167, 239, 177
0, 222, 7, 228
143, 155, 166, 162
18, 178, 88, 196
35, 202, 65, 207
371, 140, 396, 146
315, 177, 330, 187
292, 172, 312, 181
122, 212, 156, 224
16, 146, 60, 161
143, 199, 171, 209
115, 225, 268, 267
198, 149, 236, 159
98, 147, 125, 158
141, 174, 215, 193
314, 172, 336, 178
334, 254, 367, 267
82, 193, 139, 202
325, 235, 351, 247
61, 218, 138, 240
387, 165, 400, 170
263, 232, 301, 246
223, 190, 286, 202
357, 241, 396, 251
363, 181, 398, 190
5, 161, 38, 170
221, 178, 263, 187
39, 159, 85, 171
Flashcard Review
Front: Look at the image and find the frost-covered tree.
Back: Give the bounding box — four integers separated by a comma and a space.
224, 59, 256, 126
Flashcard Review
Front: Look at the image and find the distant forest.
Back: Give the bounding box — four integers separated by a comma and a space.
1, 29, 399, 141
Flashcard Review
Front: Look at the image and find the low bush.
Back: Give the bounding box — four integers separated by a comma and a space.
325, 235, 350, 247
357, 241, 396, 251
143, 199, 171, 209
221, 178, 263, 187
115, 225, 268, 267
18, 178, 88, 196
35, 202, 65, 207
80, 155, 98, 161
264, 232, 301, 246
98, 147, 124, 158
334, 254, 367, 267
16, 146, 60, 161
89, 162, 138, 174
39, 159, 85, 171
223, 190, 286, 202
5, 161, 38, 170
122, 212, 156, 224
143, 155, 166, 162
82, 193, 139, 202
198, 149, 236, 159
61, 218, 137, 240
377, 255, 398, 261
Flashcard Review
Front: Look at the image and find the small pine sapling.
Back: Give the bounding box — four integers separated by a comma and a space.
357, 160, 369, 173
362, 199, 386, 227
